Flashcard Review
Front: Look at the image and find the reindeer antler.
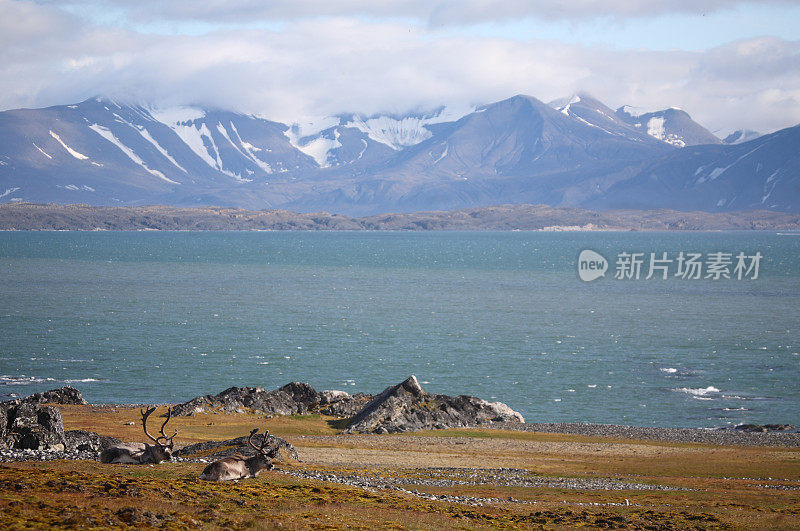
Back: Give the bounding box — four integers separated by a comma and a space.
158, 407, 177, 449
247, 428, 274, 456
141, 406, 177, 449
141, 406, 160, 444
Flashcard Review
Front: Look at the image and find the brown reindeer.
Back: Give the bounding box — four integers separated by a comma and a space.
200, 429, 283, 481
99, 406, 177, 464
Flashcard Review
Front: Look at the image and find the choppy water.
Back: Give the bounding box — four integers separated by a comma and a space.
1, 230, 798, 428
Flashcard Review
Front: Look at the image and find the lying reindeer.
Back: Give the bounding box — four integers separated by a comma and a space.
200, 429, 291, 481
100, 406, 177, 464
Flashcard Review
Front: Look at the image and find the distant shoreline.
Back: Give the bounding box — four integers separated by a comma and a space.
2, 203, 799, 231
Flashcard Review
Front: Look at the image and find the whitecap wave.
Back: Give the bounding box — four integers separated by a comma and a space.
0, 375, 56, 385
673, 386, 721, 397
1, 375, 103, 386
660, 367, 678, 374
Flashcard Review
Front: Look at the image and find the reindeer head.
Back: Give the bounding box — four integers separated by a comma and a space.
141, 406, 177, 462
246, 428, 277, 471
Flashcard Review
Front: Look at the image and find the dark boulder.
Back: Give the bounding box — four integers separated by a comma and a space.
345, 375, 525, 434
64, 430, 122, 453
1, 403, 67, 450
175, 432, 299, 461
21, 386, 88, 406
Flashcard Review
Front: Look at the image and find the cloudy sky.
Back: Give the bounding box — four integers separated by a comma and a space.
2, 0, 799, 135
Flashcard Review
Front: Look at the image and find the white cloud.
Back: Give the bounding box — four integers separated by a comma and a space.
1, 1, 799, 134
34, 0, 800, 25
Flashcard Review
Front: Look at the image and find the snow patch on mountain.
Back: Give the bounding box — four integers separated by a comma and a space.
356, 139, 368, 160
228, 122, 273, 174
432, 142, 448, 164
147, 107, 255, 181
646, 116, 665, 139
644, 116, 686, 147
135, 126, 187, 173
344, 105, 474, 151
294, 130, 342, 167
88, 124, 179, 184
345, 115, 433, 150
762, 170, 781, 203
49, 130, 88, 160
0, 187, 20, 199
170, 122, 220, 171
550, 94, 581, 115
33, 143, 52, 160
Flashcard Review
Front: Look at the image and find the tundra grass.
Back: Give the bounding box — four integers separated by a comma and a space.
4, 404, 791, 529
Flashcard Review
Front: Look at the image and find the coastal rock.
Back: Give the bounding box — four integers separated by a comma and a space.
318, 391, 373, 417
0, 401, 14, 442
20, 386, 88, 406
1, 403, 67, 450
64, 430, 122, 453
175, 433, 299, 461
171, 382, 370, 417
344, 375, 525, 434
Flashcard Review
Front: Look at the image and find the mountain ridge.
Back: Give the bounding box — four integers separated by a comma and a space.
1, 94, 796, 215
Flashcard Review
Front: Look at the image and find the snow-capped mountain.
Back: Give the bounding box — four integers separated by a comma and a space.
548, 94, 665, 144
283, 106, 474, 169
588, 124, 800, 212
0, 97, 326, 207
281, 95, 676, 214
0, 94, 795, 214
723, 129, 762, 145
615, 105, 722, 147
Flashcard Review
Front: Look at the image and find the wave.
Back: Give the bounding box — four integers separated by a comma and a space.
1, 375, 104, 386
673, 386, 721, 398
0, 375, 56, 385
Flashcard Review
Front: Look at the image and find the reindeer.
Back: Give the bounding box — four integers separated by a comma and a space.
99, 406, 177, 464
200, 429, 289, 481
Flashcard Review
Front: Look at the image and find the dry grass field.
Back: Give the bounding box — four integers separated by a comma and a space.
0, 405, 797, 529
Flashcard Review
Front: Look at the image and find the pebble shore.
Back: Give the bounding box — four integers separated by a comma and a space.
495, 422, 800, 447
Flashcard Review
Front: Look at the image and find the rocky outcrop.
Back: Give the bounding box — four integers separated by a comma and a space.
344, 375, 525, 434
171, 382, 371, 418
0, 387, 90, 451
175, 433, 299, 461
0, 402, 67, 450
64, 430, 122, 453
20, 386, 88, 406
171, 377, 524, 434
318, 390, 373, 417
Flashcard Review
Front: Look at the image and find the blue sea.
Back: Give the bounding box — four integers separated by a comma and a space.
1, 230, 798, 429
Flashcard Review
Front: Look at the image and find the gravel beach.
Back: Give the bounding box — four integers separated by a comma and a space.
494, 422, 800, 447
